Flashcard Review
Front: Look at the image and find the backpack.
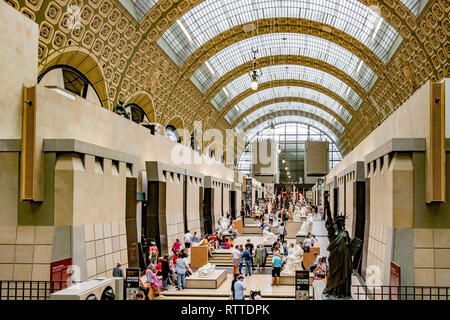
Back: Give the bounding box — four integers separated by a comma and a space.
150, 246, 157, 258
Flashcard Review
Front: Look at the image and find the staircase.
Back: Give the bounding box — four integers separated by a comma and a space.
208, 250, 274, 267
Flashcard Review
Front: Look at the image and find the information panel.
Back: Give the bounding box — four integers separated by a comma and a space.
295, 270, 310, 300
125, 268, 140, 300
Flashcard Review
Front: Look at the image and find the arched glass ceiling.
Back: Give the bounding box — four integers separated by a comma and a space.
244, 116, 339, 143
157, 0, 400, 66
190, 33, 377, 94
401, 0, 429, 16
212, 64, 362, 112
225, 86, 353, 124
119, 0, 158, 21
234, 102, 345, 133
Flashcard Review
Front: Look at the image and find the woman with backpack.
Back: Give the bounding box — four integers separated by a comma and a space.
148, 242, 159, 266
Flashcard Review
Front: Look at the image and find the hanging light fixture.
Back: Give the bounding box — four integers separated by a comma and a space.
269, 111, 275, 136
249, 47, 262, 90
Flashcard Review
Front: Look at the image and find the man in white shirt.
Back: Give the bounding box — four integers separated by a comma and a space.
302, 233, 313, 251
232, 245, 242, 275
184, 230, 193, 251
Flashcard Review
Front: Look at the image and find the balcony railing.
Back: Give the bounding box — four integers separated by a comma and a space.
352, 285, 450, 300
0, 280, 68, 300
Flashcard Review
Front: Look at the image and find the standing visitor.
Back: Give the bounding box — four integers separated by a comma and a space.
245, 239, 255, 271
161, 255, 170, 291
184, 230, 193, 251
149, 242, 159, 266
238, 245, 244, 274
272, 245, 282, 258
172, 239, 182, 254
261, 245, 269, 271
230, 273, 238, 300
234, 275, 246, 300
232, 245, 241, 275
175, 253, 193, 290
282, 240, 288, 256
242, 247, 253, 276
271, 254, 282, 286
192, 231, 200, 244
254, 245, 265, 272
278, 223, 286, 243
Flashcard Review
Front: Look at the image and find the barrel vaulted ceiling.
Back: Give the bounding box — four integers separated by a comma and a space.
4, 0, 449, 156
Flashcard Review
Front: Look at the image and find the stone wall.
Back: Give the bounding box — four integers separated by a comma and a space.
186, 176, 202, 235
165, 171, 184, 249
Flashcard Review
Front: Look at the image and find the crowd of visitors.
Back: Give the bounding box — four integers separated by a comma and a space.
129, 193, 328, 300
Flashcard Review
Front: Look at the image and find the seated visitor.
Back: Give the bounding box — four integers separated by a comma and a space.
222, 238, 231, 249
314, 258, 327, 280
309, 253, 320, 272
146, 264, 162, 298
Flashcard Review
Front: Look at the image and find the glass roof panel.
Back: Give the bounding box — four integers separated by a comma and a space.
400, 0, 429, 16
211, 64, 362, 112
157, 0, 399, 65
119, 0, 158, 21
190, 33, 377, 94
225, 86, 352, 124
234, 102, 345, 133
244, 116, 339, 142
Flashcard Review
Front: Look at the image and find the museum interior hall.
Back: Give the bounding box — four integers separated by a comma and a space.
0, 0, 449, 301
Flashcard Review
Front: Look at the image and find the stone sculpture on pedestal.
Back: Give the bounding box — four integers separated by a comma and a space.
217, 216, 229, 233
322, 202, 362, 299
298, 215, 313, 235
198, 263, 216, 277
262, 227, 278, 245
281, 245, 304, 275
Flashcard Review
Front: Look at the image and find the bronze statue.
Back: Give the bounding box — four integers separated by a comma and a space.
322, 200, 361, 299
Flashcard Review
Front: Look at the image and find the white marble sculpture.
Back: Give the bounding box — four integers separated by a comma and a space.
198, 263, 216, 277
217, 217, 229, 233
281, 245, 304, 275
262, 227, 277, 245
298, 215, 313, 234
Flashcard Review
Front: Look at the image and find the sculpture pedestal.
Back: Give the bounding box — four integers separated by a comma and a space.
314, 280, 352, 300
185, 269, 227, 289
286, 222, 302, 238
279, 272, 315, 286
296, 232, 307, 244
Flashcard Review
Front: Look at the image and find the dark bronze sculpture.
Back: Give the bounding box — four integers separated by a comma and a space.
322, 200, 361, 299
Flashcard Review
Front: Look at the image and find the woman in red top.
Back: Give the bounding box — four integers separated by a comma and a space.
172, 239, 182, 254
155, 257, 163, 275
223, 238, 231, 249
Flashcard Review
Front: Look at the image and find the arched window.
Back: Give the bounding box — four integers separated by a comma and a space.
165, 125, 181, 143
124, 103, 150, 124
38, 66, 102, 106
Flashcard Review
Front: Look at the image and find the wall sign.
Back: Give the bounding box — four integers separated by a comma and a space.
50, 258, 72, 292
